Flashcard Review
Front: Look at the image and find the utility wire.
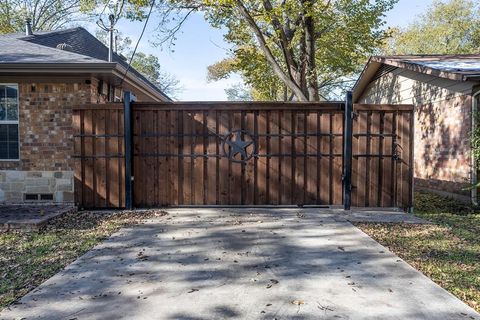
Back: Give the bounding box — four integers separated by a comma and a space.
99, 0, 110, 17
121, 0, 156, 84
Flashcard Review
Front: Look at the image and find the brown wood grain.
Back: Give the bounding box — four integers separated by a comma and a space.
73, 102, 413, 209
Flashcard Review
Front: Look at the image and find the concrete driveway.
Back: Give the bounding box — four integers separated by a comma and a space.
1, 208, 478, 320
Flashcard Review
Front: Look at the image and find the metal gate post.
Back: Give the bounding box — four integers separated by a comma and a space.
124, 91, 134, 210
343, 91, 353, 210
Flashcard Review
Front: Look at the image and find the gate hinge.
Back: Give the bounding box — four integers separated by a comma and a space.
351, 112, 358, 120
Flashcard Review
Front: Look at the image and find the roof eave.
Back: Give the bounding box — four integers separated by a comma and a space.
0, 62, 171, 102
353, 56, 470, 103
112, 65, 171, 102
0, 62, 116, 73
372, 56, 465, 81
352, 57, 382, 102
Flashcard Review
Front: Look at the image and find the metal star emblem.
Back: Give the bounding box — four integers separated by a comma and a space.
222, 130, 255, 162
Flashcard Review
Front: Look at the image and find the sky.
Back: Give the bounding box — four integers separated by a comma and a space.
106, 0, 435, 101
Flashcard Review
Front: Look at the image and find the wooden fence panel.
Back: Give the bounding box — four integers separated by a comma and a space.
131, 103, 344, 206
73, 102, 412, 210
351, 105, 414, 209
73, 104, 125, 209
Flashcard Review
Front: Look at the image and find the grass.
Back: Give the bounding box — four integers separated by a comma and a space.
0, 209, 166, 309
356, 191, 480, 312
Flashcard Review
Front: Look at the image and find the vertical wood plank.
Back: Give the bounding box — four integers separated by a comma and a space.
269, 111, 280, 204
207, 110, 217, 204
281, 110, 292, 204
332, 112, 343, 205
257, 111, 268, 204
83, 109, 94, 208
177, 111, 184, 204
294, 111, 305, 204
119, 110, 125, 208
73, 110, 82, 207
369, 112, 380, 206
182, 111, 192, 204
219, 111, 229, 205
306, 111, 317, 204
170, 110, 179, 205
319, 112, 330, 204
193, 112, 204, 204
382, 112, 393, 207
245, 111, 255, 204
231, 112, 242, 205
107, 110, 119, 207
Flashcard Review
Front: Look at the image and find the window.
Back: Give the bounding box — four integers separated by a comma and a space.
0, 84, 19, 160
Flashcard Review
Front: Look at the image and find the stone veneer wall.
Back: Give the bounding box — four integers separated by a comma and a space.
0, 171, 74, 203
0, 78, 108, 203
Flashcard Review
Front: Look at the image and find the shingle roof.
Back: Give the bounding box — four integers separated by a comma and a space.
352, 54, 480, 102
372, 54, 480, 76
0, 30, 106, 64
0, 27, 169, 100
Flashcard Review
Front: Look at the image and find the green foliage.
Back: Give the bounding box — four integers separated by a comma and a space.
95, 30, 181, 98
385, 0, 480, 54
107, 0, 396, 101
225, 83, 253, 101
0, 0, 91, 33
131, 52, 181, 97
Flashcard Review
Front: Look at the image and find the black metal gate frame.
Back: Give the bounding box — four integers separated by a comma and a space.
122, 91, 355, 211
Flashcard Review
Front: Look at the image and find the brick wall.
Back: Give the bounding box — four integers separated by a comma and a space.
0, 78, 109, 203
358, 67, 475, 201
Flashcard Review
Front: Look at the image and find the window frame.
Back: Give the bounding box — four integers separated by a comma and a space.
0, 83, 19, 161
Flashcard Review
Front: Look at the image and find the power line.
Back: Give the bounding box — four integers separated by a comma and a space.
100, 0, 110, 17
121, 0, 156, 84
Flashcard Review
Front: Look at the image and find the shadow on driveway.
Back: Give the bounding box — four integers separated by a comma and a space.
0, 208, 478, 319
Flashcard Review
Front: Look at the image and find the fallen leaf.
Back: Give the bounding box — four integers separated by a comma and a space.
188, 288, 199, 293
292, 300, 305, 305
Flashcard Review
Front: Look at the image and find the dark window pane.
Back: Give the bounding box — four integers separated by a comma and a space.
9, 141, 18, 159
0, 103, 5, 121
6, 103, 18, 120
0, 142, 7, 159
6, 86, 17, 98
0, 86, 5, 99
0, 125, 7, 141
8, 124, 17, 140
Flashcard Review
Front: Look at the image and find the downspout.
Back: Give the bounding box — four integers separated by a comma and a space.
471, 89, 480, 205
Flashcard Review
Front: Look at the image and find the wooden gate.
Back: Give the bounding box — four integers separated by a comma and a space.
73, 100, 413, 209
73, 105, 125, 208
132, 102, 344, 206
351, 104, 413, 208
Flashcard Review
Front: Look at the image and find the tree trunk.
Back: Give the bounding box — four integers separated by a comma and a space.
235, 0, 308, 101
303, 0, 320, 101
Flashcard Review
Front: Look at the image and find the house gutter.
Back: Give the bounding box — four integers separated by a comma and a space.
0, 62, 117, 73
0, 62, 171, 102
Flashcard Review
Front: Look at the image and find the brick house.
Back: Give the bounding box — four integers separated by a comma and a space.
0, 27, 170, 203
353, 55, 480, 203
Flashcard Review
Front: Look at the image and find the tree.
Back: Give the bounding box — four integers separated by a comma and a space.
90, 0, 396, 101
95, 30, 182, 98
130, 52, 181, 97
0, 0, 93, 34
225, 83, 253, 101
385, 0, 480, 55
197, 0, 396, 101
